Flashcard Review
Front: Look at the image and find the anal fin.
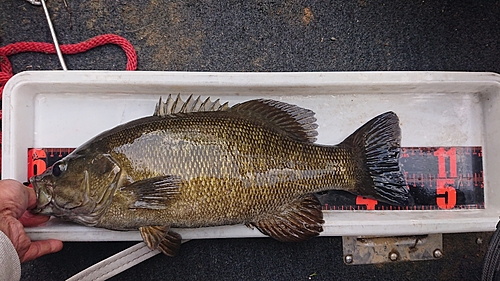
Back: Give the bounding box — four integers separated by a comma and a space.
139, 225, 182, 257
248, 194, 324, 242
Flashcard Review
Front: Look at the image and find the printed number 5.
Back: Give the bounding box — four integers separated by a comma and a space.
436, 179, 456, 209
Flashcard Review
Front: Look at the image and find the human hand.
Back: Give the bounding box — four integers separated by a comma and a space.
0, 179, 63, 262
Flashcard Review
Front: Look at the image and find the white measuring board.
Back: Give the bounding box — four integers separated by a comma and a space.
2, 71, 499, 241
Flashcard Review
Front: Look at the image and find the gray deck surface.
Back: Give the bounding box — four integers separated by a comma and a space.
1, 1, 499, 280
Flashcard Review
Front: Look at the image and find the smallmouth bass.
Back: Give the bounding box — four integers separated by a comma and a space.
31, 95, 409, 256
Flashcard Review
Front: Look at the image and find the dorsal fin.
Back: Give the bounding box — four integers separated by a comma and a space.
154, 94, 230, 116
230, 99, 318, 143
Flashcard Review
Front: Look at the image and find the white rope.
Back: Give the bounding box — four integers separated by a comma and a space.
65, 242, 160, 281
66, 240, 190, 281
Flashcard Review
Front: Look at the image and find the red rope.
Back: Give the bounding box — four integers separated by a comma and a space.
0, 34, 137, 174
0, 34, 138, 93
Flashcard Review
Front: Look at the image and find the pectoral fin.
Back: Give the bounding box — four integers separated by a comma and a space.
121, 175, 182, 209
139, 225, 182, 257
248, 194, 324, 242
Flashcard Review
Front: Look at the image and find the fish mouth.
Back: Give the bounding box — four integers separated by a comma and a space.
30, 175, 54, 214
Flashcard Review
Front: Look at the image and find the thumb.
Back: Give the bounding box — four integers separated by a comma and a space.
26, 186, 38, 210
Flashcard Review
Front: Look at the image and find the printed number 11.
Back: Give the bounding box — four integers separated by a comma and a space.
433, 148, 457, 209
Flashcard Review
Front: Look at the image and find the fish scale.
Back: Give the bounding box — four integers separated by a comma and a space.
99, 113, 351, 226
106, 113, 350, 192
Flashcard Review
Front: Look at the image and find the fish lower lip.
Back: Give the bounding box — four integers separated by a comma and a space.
37, 190, 52, 209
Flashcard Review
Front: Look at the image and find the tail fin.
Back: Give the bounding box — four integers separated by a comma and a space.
340, 112, 410, 205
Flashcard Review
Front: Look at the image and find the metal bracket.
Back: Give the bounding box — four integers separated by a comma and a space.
342, 234, 443, 265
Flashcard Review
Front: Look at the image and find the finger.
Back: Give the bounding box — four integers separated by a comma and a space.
21, 239, 63, 263
19, 211, 51, 227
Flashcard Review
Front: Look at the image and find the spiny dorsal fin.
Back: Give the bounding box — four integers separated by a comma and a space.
230, 99, 318, 143
154, 94, 230, 116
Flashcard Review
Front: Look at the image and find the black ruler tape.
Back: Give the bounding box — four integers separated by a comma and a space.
28, 146, 484, 211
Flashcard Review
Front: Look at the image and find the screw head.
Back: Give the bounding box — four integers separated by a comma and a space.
389, 252, 399, 261
344, 255, 353, 264
433, 249, 443, 259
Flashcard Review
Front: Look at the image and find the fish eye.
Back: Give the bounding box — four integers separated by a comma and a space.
52, 163, 64, 177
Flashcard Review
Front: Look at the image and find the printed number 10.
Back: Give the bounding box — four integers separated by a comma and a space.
433, 147, 457, 209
